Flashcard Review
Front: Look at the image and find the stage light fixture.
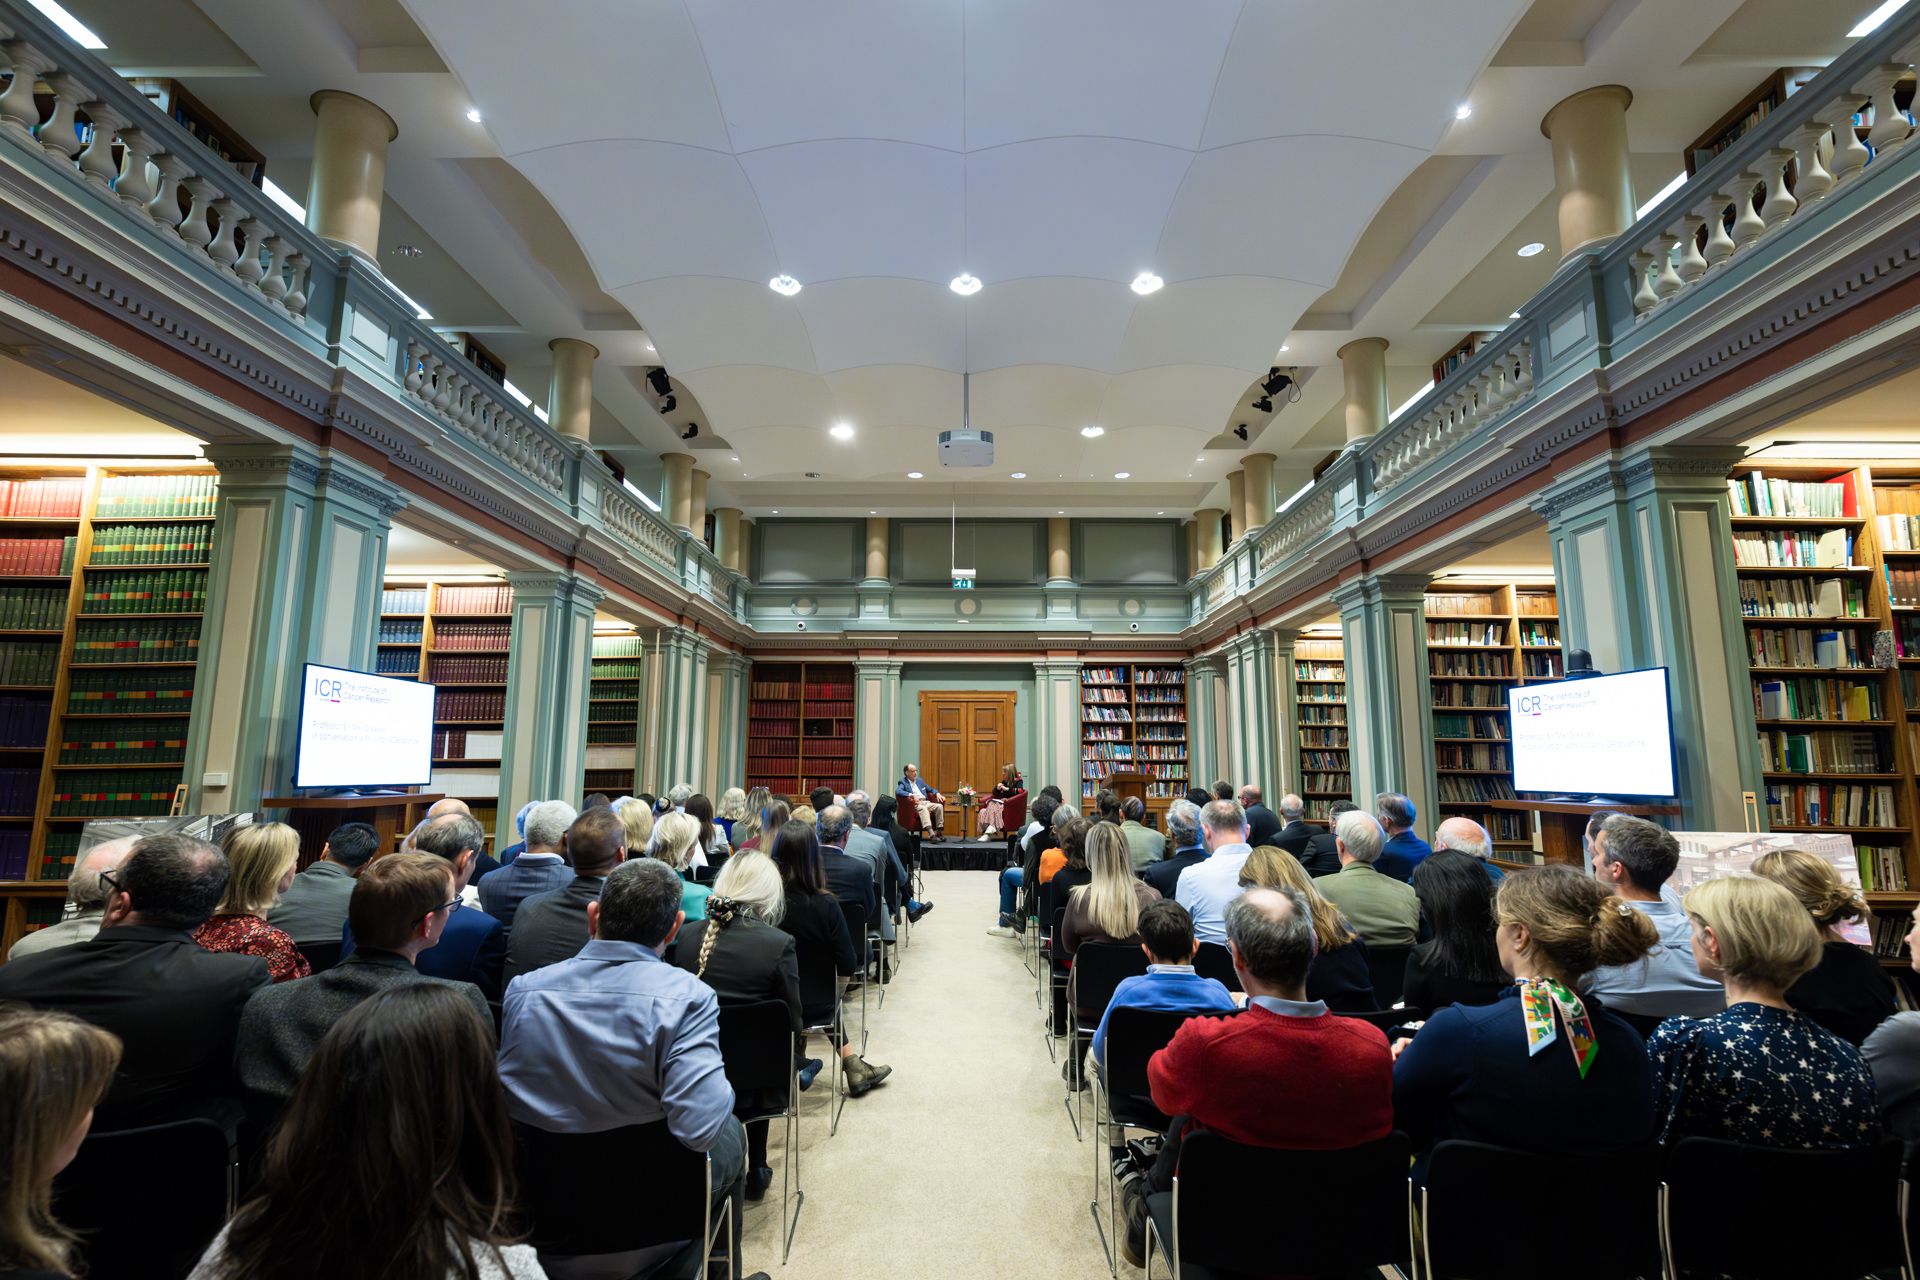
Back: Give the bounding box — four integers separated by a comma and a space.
680, 422, 699, 440
646, 368, 672, 396
1251, 395, 1273, 413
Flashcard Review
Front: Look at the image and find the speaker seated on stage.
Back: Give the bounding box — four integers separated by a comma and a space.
895, 764, 947, 842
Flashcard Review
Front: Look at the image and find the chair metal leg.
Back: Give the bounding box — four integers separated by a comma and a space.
1063, 1007, 1083, 1141
1657, 1182, 1676, 1280
1087, 1066, 1117, 1276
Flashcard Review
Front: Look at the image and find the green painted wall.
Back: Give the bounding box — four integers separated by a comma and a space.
892, 662, 1038, 789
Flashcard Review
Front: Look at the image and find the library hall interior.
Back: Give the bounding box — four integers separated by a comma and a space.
18, 2, 1920, 1279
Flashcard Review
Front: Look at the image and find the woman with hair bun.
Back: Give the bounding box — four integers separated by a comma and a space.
1391, 865, 1660, 1178
1752, 848, 1895, 1045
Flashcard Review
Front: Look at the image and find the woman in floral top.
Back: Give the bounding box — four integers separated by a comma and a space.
193, 821, 310, 984
1648, 874, 1879, 1149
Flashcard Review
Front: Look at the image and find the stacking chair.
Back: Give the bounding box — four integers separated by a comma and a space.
1660, 1136, 1908, 1279
1190, 941, 1240, 993
1064, 941, 1150, 1141
1345, 1006, 1423, 1035
838, 899, 871, 1054
717, 999, 805, 1262
1423, 1139, 1660, 1278
791, 924, 850, 1136
1042, 905, 1070, 1062
295, 938, 342, 974
1364, 943, 1412, 1008
1144, 1130, 1414, 1280
54, 1117, 237, 1280
514, 1119, 733, 1276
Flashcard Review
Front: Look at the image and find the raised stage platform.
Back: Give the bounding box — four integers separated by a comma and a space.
916, 836, 1017, 872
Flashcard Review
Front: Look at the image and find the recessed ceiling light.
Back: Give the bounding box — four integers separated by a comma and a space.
769, 274, 802, 296
830, 422, 855, 440
907, 471, 924, 479
949, 273, 983, 296
731, 455, 739, 462
1057, 510, 1065, 515
1195, 456, 1204, 462
1156, 510, 1165, 516
1279, 344, 1290, 353
1011, 472, 1027, 479
1454, 103, 1472, 120
465, 107, 483, 124
1081, 425, 1105, 438
1517, 242, 1546, 258
771, 510, 779, 514
1130, 271, 1164, 296
1114, 471, 1131, 479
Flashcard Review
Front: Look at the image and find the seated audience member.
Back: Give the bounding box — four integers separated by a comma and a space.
790, 803, 818, 827
809, 786, 835, 816
1270, 793, 1339, 878
195, 822, 310, 984
504, 807, 628, 986
614, 795, 656, 865
0, 834, 270, 1132
1125, 887, 1393, 1267
715, 787, 749, 843
771, 821, 882, 1097
0, 1008, 121, 1280
687, 793, 733, 863
1433, 815, 1504, 883
476, 800, 577, 929
1185, 786, 1212, 808
1117, 797, 1165, 871
1373, 792, 1431, 883
848, 791, 928, 928
649, 811, 712, 922
731, 787, 773, 852
267, 822, 377, 946
1753, 848, 1896, 1045
1239, 846, 1375, 1012
1238, 785, 1283, 848
895, 763, 945, 839
1174, 800, 1254, 945
817, 805, 878, 925
1584, 814, 1725, 1021
1405, 850, 1509, 1011
6, 836, 133, 961
1091, 901, 1236, 1069
1210, 780, 1234, 802
978, 763, 1022, 838
1093, 788, 1122, 826
586, 791, 615, 810
1009, 792, 1065, 931
193, 986, 546, 1280
1141, 799, 1207, 899
345, 813, 505, 1001
1033, 802, 1077, 885
497, 800, 538, 865
500, 858, 761, 1280
235, 853, 490, 1115
666, 783, 695, 814
1041, 815, 1093, 897
872, 794, 916, 874
1864, 899, 1920, 1145
1021, 786, 1064, 854
1649, 875, 1880, 1149
1063, 823, 1162, 955
1393, 866, 1659, 1179
424, 797, 500, 881
1316, 810, 1421, 948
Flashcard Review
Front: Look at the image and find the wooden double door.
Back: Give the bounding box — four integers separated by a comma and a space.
916, 691, 1016, 837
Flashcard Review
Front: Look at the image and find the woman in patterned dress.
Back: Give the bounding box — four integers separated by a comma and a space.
194, 821, 310, 984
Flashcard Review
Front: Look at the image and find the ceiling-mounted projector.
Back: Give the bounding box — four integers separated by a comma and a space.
940, 370, 994, 467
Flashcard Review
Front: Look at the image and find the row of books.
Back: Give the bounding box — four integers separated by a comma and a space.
1757, 729, 1888, 775
592, 660, 641, 679
376, 620, 424, 645
1295, 663, 1343, 680
427, 656, 509, 683
374, 650, 419, 675
0, 586, 67, 629
0, 477, 84, 518
0, 697, 51, 746
1878, 512, 1920, 551
0, 536, 77, 576
431, 622, 510, 650
1889, 567, 1920, 608
1302, 772, 1349, 794
1429, 621, 1505, 645
1432, 653, 1512, 678
1138, 725, 1186, 741
0, 831, 29, 880
1135, 669, 1186, 685
1753, 677, 1880, 721
593, 636, 645, 659
587, 723, 633, 745
80, 569, 206, 615
1424, 593, 1500, 616
59, 720, 189, 765
434, 691, 505, 721
1081, 762, 1188, 781
746, 721, 797, 737
95, 474, 217, 520
1300, 727, 1348, 747
745, 736, 809, 756
1439, 743, 1512, 771
1516, 623, 1559, 645
750, 683, 800, 698
87, 524, 212, 566
806, 702, 853, 718
1435, 714, 1508, 740
1726, 473, 1853, 519
1084, 725, 1126, 742
0, 766, 36, 815
749, 700, 797, 717
1523, 655, 1563, 679
1083, 707, 1133, 723
1438, 776, 1519, 802
1859, 848, 1911, 894
1900, 616, 1920, 657
381, 587, 431, 614
1739, 575, 1867, 618
48, 769, 182, 817
1298, 705, 1347, 724
589, 682, 638, 702
804, 683, 853, 699
66, 669, 194, 711
1082, 668, 1130, 685
431, 729, 482, 761
1135, 712, 1185, 722
1765, 782, 1898, 829
1731, 529, 1851, 569
434, 584, 513, 615
1136, 688, 1184, 704
1084, 744, 1139, 763
1746, 626, 1867, 669
585, 770, 635, 792
0, 640, 57, 686
1084, 689, 1129, 705
802, 743, 852, 759
1138, 746, 1187, 762
1301, 751, 1347, 770
588, 704, 636, 724
1437, 687, 1509, 708
72, 620, 200, 665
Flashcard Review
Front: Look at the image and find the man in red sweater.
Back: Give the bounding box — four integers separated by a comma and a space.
1122, 885, 1393, 1265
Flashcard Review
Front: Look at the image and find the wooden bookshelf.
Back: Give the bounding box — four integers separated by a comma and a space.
1293, 632, 1348, 823
1683, 67, 1822, 177
746, 662, 853, 802
1432, 331, 1498, 385
1425, 582, 1559, 858
584, 629, 642, 796
1080, 663, 1189, 816
1, 464, 218, 958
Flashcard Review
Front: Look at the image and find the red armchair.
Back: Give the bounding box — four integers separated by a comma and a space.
998, 788, 1028, 834
899, 801, 924, 834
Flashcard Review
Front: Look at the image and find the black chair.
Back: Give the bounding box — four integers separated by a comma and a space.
838, 899, 872, 1053
1661, 1136, 1908, 1279
1424, 1139, 1660, 1278
515, 1119, 732, 1273
295, 938, 342, 974
791, 922, 850, 1136
717, 999, 804, 1262
53, 1118, 236, 1280
1364, 943, 1411, 1008
1344, 1005, 1423, 1035
1044, 906, 1070, 1055
1145, 1130, 1413, 1280
1066, 941, 1151, 1140
1191, 941, 1241, 993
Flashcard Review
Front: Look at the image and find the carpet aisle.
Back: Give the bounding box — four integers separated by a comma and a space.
739, 868, 1127, 1279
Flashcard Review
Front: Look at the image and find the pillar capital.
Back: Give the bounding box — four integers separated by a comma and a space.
1540, 84, 1636, 258
305, 91, 398, 260
1335, 336, 1390, 361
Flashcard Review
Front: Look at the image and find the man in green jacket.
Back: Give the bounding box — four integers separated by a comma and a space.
1118, 797, 1166, 871
1316, 808, 1421, 948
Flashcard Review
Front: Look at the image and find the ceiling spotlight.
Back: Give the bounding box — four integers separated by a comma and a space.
465, 107, 483, 123
1508, 311, 1521, 320
1011, 472, 1027, 479
949, 273, 983, 296
731, 455, 739, 461
680, 422, 699, 440
771, 510, 779, 514
1130, 271, 1164, 296
830, 422, 855, 440
1156, 511, 1165, 516
907, 471, 924, 479
1080, 425, 1105, 438
657, 394, 676, 414
1279, 343, 1290, 352
1057, 510, 1065, 515
769, 274, 803, 296
1233, 424, 1250, 442
1261, 370, 1293, 397
1454, 103, 1472, 120
1517, 242, 1546, 258
870, 510, 878, 515
1251, 395, 1274, 413
1114, 471, 1131, 479
646, 367, 672, 396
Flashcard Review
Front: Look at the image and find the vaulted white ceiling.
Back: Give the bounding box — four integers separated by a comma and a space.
400, 0, 1528, 491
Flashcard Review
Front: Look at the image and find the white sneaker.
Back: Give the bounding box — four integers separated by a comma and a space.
986, 924, 1016, 938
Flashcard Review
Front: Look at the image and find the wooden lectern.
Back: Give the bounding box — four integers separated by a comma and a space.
263, 792, 444, 869
1490, 799, 1682, 867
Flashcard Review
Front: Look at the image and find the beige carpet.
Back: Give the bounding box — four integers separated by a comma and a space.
740, 869, 1129, 1279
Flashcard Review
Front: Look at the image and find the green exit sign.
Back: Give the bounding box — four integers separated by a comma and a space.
951, 576, 974, 590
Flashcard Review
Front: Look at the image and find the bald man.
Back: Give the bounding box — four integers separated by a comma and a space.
1432, 815, 1504, 882
406, 797, 498, 887
427, 797, 472, 819
8, 836, 136, 960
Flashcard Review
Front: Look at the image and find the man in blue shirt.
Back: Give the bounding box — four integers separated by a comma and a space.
1140, 799, 1206, 899
1093, 899, 1236, 1067
500, 856, 764, 1280
1374, 792, 1432, 883
1174, 800, 1255, 946
1585, 814, 1724, 1019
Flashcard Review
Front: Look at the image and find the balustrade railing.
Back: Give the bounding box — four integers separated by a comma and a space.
1366, 331, 1534, 496
398, 331, 570, 497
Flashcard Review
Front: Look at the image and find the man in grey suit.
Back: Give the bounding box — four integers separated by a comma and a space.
476, 799, 576, 928
7, 836, 133, 961
846, 791, 931, 934
235, 853, 489, 1115
504, 807, 628, 985
267, 822, 379, 945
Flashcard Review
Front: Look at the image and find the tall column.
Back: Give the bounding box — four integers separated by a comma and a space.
1271, 629, 1299, 797
305, 91, 398, 261
1334, 574, 1436, 829
713, 508, 744, 573
1184, 655, 1227, 790
689, 470, 710, 544
1183, 519, 1199, 580
1243, 453, 1276, 533
1223, 628, 1289, 795
1195, 509, 1224, 571
637, 632, 666, 792
183, 446, 404, 814
1541, 85, 1636, 259
706, 651, 749, 790
865, 517, 890, 584
1046, 517, 1072, 584
1033, 658, 1084, 799
1337, 338, 1391, 444
853, 655, 904, 795
496, 571, 605, 842
546, 338, 597, 443
1227, 471, 1247, 545
1535, 447, 1761, 828
652, 627, 711, 790
662, 454, 694, 532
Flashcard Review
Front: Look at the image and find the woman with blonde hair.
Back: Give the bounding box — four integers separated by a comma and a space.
732, 788, 774, 852
977, 763, 1022, 839
613, 795, 655, 859
714, 787, 749, 843
1648, 873, 1880, 1148
647, 811, 710, 922
0, 1008, 121, 1278
1752, 848, 1895, 1044
1062, 822, 1160, 954
790, 803, 817, 827
196, 821, 309, 982
1239, 846, 1376, 1012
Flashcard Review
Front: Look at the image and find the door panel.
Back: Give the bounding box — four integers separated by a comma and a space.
916, 690, 1018, 837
